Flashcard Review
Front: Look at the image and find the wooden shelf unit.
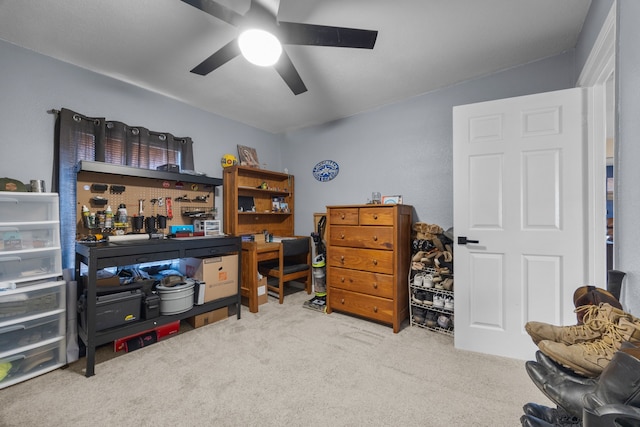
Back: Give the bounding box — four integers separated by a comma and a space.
223, 166, 294, 237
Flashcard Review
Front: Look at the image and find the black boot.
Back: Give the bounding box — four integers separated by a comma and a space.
582, 348, 640, 412
582, 403, 640, 427
525, 360, 597, 417
544, 348, 640, 420
536, 351, 595, 385
523, 402, 582, 426
520, 414, 557, 427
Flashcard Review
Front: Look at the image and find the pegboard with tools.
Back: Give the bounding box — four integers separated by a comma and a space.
75, 162, 221, 238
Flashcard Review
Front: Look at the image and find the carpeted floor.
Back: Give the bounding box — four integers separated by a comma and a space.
1, 286, 550, 426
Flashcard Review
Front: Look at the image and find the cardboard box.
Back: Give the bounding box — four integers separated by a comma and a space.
186, 307, 228, 328
258, 276, 268, 305
83, 269, 120, 287
180, 255, 238, 303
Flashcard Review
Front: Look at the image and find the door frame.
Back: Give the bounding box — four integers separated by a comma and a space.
577, 1, 616, 288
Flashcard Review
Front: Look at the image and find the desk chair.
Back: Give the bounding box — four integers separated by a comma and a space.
258, 237, 312, 304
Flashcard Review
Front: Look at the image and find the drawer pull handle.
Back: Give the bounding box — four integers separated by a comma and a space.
373, 282, 378, 289
340, 256, 345, 263
373, 214, 378, 220
340, 213, 345, 219
340, 233, 345, 239
341, 298, 345, 304
372, 259, 377, 265
373, 235, 378, 241
340, 277, 345, 283
0, 256, 22, 263
373, 306, 378, 313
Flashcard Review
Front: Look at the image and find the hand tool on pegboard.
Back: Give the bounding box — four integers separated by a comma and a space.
166, 197, 173, 220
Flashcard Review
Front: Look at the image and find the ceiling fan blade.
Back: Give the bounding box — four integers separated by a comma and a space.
181, 0, 243, 27
190, 39, 241, 76
274, 50, 307, 95
251, 0, 280, 18
278, 22, 378, 49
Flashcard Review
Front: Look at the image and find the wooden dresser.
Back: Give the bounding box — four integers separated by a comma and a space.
326, 204, 413, 333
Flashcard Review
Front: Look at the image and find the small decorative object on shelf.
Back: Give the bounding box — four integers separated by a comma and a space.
237, 145, 260, 168
409, 222, 454, 336
381, 195, 403, 204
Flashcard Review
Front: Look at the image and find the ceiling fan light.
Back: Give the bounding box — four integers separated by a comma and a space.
238, 29, 282, 67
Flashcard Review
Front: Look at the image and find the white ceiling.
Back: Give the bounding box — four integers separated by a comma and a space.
0, 0, 591, 133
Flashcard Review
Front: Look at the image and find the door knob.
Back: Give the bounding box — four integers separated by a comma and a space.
457, 236, 479, 245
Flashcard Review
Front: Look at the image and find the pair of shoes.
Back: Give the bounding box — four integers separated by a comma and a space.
413, 273, 434, 288
412, 290, 433, 305
525, 303, 631, 346
411, 290, 424, 305
526, 303, 640, 377
412, 239, 435, 253
521, 402, 582, 427
527, 346, 640, 420
443, 297, 454, 311
433, 295, 445, 309
437, 314, 451, 329
442, 277, 454, 291
412, 307, 426, 324
424, 311, 437, 327
538, 317, 640, 378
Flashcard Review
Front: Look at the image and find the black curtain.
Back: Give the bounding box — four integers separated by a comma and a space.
54, 108, 195, 270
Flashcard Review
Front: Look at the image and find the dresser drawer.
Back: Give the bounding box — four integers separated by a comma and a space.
0, 309, 65, 354
329, 226, 394, 250
329, 208, 359, 225
0, 281, 64, 323
0, 193, 59, 223
328, 247, 394, 274
0, 249, 63, 284
0, 337, 65, 389
328, 266, 394, 298
359, 207, 395, 226
0, 223, 60, 252
329, 288, 393, 324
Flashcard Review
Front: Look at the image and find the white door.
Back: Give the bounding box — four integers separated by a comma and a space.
453, 88, 587, 360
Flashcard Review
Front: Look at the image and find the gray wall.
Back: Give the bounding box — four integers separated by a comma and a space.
615, 0, 640, 315
282, 53, 576, 237
0, 39, 282, 209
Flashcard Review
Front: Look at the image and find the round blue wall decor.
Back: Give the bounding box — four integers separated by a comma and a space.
312, 160, 339, 182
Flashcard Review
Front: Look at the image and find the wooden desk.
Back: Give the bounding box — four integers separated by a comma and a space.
241, 241, 280, 312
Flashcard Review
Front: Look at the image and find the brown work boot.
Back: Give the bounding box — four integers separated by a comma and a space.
524, 303, 632, 345
538, 317, 640, 377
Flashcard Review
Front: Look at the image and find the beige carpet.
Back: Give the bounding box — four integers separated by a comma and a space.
1, 287, 550, 426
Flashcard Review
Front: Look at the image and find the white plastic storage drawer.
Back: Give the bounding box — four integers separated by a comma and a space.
0, 223, 60, 252
0, 338, 65, 389
0, 193, 59, 223
0, 281, 64, 323
0, 249, 63, 283
0, 309, 65, 354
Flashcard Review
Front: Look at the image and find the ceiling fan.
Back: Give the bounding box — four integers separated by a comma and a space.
181, 0, 378, 95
